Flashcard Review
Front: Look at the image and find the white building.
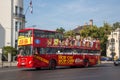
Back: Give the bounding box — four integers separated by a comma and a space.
0, 0, 25, 48
106, 28, 120, 59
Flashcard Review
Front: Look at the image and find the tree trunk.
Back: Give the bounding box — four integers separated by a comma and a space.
8, 53, 11, 62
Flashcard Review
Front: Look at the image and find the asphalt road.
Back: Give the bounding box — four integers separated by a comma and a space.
0, 63, 120, 80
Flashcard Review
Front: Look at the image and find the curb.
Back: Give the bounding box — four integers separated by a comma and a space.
101, 61, 113, 63
0, 61, 17, 68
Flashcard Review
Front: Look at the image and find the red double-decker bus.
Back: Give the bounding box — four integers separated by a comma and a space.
17, 28, 101, 70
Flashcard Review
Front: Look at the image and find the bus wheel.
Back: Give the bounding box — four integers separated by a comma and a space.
114, 62, 118, 66
35, 67, 41, 70
49, 60, 56, 70
84, 59, 89, 67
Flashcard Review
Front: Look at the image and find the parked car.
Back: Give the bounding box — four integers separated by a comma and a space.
114, 58, 120, 66
101, 57, 109, 61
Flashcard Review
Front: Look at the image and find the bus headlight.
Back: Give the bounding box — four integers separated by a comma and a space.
29, 61, 32, 64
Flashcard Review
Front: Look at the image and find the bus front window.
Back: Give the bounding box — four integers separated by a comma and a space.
18, 46, 33, 56
19, 30, 32, 37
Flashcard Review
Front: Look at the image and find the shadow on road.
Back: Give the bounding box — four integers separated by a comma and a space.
20, 63, 114, 71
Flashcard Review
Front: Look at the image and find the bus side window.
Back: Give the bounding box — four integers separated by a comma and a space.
28, 31, 32, 37
46, 48, 51, 54
78, 49, 82, 54
18, 49, 24, 56
40, 48, 46, 54
33, 48, 39, 54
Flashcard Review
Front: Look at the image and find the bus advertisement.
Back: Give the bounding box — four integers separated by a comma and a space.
17, 28, 101, 70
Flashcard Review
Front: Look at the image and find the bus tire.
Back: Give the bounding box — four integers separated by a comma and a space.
49, 60, 56, 70
114, 63, 118, 66
84, 59, 89, 67
35, 67, 41, 70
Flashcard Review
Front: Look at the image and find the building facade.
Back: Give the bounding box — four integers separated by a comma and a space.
0, 0, 25, 48
106, 28, 120, 59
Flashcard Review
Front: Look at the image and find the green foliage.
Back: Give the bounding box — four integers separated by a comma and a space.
2, 46, 17, 57
56, 27, 65, 33
103, 23, 112, 35
80, 25, 99, 38
64, 30, 75, 38
112, 22, 120, 30
99, 23, 112, 56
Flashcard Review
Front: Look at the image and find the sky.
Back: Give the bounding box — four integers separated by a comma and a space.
24, 0, 120, 31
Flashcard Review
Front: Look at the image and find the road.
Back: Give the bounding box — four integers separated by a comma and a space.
0, 63, 120, 80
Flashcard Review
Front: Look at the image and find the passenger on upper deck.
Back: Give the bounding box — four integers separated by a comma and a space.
57, 36, 100, 48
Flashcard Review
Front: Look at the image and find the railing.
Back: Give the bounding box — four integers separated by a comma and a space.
109, 46, 115, 51
13, 13, 25, 20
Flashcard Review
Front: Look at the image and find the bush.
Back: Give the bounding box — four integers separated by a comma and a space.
2, 46, 17, 61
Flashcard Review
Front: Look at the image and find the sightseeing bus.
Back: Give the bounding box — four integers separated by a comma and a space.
17, 28, 101, 70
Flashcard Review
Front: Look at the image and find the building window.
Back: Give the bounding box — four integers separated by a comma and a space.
111, 38, 115, 46
111, 38, 115, 43
15, 21, 18, 31
19, 7, 23, 15
15, 40, 18, 49
15, 6, 18, 15
19, 22, 22, 30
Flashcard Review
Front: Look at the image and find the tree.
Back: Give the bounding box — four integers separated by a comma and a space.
2, 46, 17, 61
64, 30, 75, 38
56, 27, 65, 33
79, 26, 89, 37
112, 22, 120, 30
79, 25, 99, 38
99, 23, 112, 56
103, 23, 112, 35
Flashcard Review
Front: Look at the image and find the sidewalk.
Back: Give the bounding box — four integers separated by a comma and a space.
0, 61, 17, 68
101, 61, 113, 63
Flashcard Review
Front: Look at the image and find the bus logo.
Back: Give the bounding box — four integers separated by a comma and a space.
35, 39, 40, 44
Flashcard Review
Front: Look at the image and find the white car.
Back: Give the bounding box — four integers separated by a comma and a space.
114, 58, 120, 66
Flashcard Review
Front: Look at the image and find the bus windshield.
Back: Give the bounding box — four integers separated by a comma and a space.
19, 30, 32, 37
18, 46, 33, 56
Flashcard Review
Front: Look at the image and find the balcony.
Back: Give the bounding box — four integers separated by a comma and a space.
109, 46, 115, 51
13, 13, 25, 21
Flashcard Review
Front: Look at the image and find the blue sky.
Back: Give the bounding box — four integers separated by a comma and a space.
24, 0, 120, 31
